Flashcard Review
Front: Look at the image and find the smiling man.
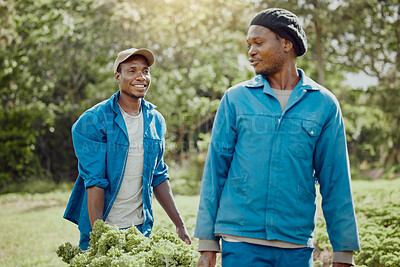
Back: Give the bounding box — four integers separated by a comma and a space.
194, 8, 360, 267
64, 48, 191, 250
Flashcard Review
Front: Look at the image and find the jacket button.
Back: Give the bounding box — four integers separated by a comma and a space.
311, 130, 314, 135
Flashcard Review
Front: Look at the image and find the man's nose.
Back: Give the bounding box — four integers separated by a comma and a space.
136, 73, 145, 80
248, 46, 256, 56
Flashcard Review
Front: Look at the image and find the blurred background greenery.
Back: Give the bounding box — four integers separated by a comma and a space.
1, 1, 399, 265
0, 0, 399, 194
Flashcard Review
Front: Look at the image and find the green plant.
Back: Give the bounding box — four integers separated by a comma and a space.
313, 179, 400, 266
57, 220, 200, 266
169, 153, 206, 195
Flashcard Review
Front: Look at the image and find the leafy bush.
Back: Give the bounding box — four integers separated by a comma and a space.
313, 179, 400, 266
169, 153, 206, 195
0, 106, 49, 189
355, 201, 400, 266
57, 220, 200, 266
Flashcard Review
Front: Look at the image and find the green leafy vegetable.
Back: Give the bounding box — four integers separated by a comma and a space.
57, 220, 199, 266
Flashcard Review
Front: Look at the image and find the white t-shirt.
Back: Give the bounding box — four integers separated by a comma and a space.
105, 105, 144, 228
272, 88, 293, 111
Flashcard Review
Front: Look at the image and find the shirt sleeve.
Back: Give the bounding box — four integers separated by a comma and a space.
194, 92, 237, 241
151, 137, 169, 187
151, 114, 169, 187
333, 251, 355, 265
198, 239, 221, 252
72, 111, 109, 189
313, 101, 360, 252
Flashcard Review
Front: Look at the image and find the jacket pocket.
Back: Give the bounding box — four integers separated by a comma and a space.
290, 120, 322, 160
144, 139, 162, 171
216, 176, 247, 227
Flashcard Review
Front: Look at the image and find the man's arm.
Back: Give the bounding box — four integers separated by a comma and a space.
87, 185, 105, 229
313, 101, 360, 259
153, 180, 191, 244
194, 92, 237, 267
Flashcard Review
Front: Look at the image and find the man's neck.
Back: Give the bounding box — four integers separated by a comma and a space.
266, 65, 300, 90
117, 93, 142, 116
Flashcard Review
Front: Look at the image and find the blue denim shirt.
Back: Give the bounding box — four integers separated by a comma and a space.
63, 91, 169, 248
194, 70, 360, 252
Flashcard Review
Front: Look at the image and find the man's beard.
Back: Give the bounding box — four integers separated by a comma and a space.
256, 70, 270, 77
130, 95, 140, 99
256, 65, 281, 78
130, 93, 144, 99
255, 51, 285, 77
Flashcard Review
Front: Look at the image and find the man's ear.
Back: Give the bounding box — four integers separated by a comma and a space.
115, 72, 120, 82
283, 39, 293, 52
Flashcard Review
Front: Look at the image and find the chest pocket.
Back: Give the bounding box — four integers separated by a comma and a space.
143, 139, 162, 171
290, 120, 322, 160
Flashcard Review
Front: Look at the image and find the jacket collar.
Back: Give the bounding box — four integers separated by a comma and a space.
110, 90, 156, 114
244, 75, 264, 88
111, 90, 157, 142
296, 69, 321, 91
244, 69, 321, 93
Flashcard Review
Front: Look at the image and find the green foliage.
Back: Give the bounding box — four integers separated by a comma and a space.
1, 180, 399, 266
333, 0, 400, 167
122, 0, 254, 157
169, 153, 206, 195
341, 88, 390, 168
1, 0, 399, 191
0, 106, 49, 188
354, 180, 400, 266
57, 220, 200, 266
313, 179, 400, 266
0, 0, 119, 188
57, 242, 82, 264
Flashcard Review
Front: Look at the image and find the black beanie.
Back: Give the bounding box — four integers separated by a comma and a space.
250, 8, 307, 57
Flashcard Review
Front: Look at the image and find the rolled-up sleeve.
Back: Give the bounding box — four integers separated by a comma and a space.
72, 111, 109, 189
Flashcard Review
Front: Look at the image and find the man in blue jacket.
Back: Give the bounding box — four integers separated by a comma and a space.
64, 48, 191, 250
194, 8, 360, 267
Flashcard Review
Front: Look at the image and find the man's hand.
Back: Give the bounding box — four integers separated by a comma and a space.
333, 263, 352, 267
176, 225, 191, 245
197, 251, 217, 267
154, 180, 192, 245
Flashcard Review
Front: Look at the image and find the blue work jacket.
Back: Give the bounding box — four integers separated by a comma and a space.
63, 91, 169, 246
194, 69, 361, 252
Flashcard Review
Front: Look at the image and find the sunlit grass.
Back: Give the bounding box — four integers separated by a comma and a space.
1, 179, 398, 266
0, 191, 200, 267
0, 192, 78, 266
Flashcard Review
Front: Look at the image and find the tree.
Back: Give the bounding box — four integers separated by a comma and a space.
111, 0, 255, 161
334, 0, 400, 167
0, 0, 119, 188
